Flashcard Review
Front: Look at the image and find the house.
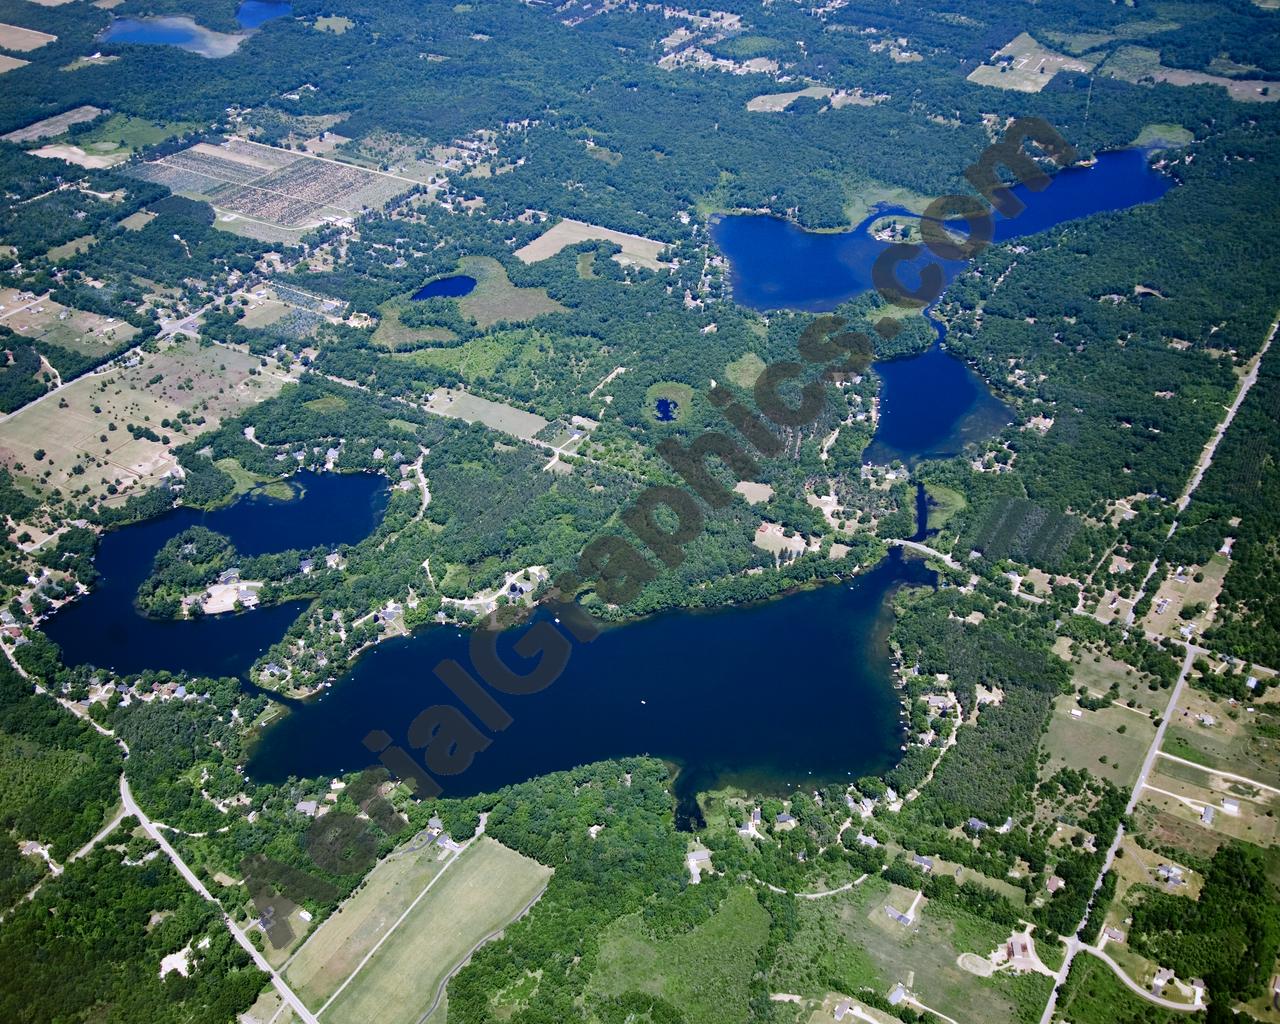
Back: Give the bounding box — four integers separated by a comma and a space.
887, 983, 908, 1006
1152, 967, 1176, 994
299, 557, 315, 574
966, 817, 988, 833
833, 999, 855, 1021
857, 833, 879, 848
1198, 713, 1216, 727
751, 807, 761, 825
775, 812, 795, 825
997, 816, 1014, 833
1156, 864, 1184, 885
1070, 708, 1084, 719
1201, 805, 1215, 825
294, 800, 319, 816
885, 907, 913, 926
218, 568, 241, 585
912, 854, 934, 873
1222, 798, 1240, 815
1103, 926, 1127, 943
1046, 875, 1065, 894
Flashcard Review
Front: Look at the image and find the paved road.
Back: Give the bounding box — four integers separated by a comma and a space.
1038, 644, 1197, 1024
1083, 945, 1200, 1011
120, 774, 320, 1024
888, 538, 961, 569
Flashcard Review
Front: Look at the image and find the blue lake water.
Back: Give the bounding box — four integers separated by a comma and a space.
711, 149, 1174, 464
246, 550, 936, 823
711, 149, 1174, 313
43, 472, 387, 680
102, 3, 291, 56
655, 397, 679, 421
235, 1, 293, 29
411, 275, 477, 300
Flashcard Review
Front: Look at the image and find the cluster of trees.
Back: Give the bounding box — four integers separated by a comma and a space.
135, 526, 237, 617
0, 822, 266, 1023
1129, 843, 1280, 1012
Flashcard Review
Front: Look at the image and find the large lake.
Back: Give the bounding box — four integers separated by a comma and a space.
101, 2, 292, 57
710, 149, 1175, 465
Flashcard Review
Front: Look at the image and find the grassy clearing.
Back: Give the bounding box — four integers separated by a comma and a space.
1163, 688, 1280, 789
4, 294, 138, 356
513, 219, 668, 270
2, 105, 103, 144
924, 482, 966, 531
967, 32, 1096, 93
314, 15, 353, 32
1142, 554, 1231, 640
746, 86, 834, 112
842, 181, 931, 228
212, 458, 292, 502
423, 386, 548, 440
1041, 696, 1155, 790
1069, 650, 1163, 712
285, 837, 452, 1010
457, 256, 564, 329
725, 352, 766, 388
323, 837, 551, 1024
1101, 45, 1280, 102
45, 235, 96, 262
75, 115, 198, 158
645, 381, 695, 425
371, 299, 458, 351
589, 886, 771, 1024
1133, 123, 1194, 147
769, 877, 1038, 1024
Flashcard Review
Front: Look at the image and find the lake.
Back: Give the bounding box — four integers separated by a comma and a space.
711, 149, 1174, 313
101, 2, 292, 57
43, 472, 387, 679
246, 550, 936, 824
411, 275, 477, 300
712, 149, 1174, 464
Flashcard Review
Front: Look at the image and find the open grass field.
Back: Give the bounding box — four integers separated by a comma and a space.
285, 835, 452, 1010
0, 21, 56, 51
1162, 686, 1280, 789
513, 218, 669, 270
5, 295, 137, 356
1069, 650, 1164, 712
746, 86, 834, 112
74, 114, 199, 160
1101, 45, 1280, 102
589, 886, 771, 1024
769, 877, 1047, 1024
1139, 761, 1279, 847
322, 836, 551, 1024
924, 482, 965, 532
0, 337, 287, 501
2, 105, 104, 143
371, 299, 457, 351
1041, 696, 1155, 789
967, 32, 1096, 93
456, 256, 565, 328
725, 351, 765, 388
1133, 123, 1194, 147
423, 386, 548, 440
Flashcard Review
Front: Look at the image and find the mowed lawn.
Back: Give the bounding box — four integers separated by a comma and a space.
589, 886, 771, 1024
285, 837, 453, 1010
1040, 695, 1155, 790
322, 837, 551, 1024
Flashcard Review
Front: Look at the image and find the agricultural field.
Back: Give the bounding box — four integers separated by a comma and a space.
2, 105, 104, 144
130, 139, 415, 232
1101, 46, 1280, 102
746, 86, 835, 111
455, 255, 564, 329
768, 877, 1049, 1024
0, 337, 289, 501
4, 295, 138, 358
0, 54, 27, 73
514, 218, 670, 270
0, 21, 56, 51
423, 386, 548, 441
321, 836, 551, 1024
589, 886, 770, 1024
284, 834, 453, 1010
967, 32, 1096, 93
